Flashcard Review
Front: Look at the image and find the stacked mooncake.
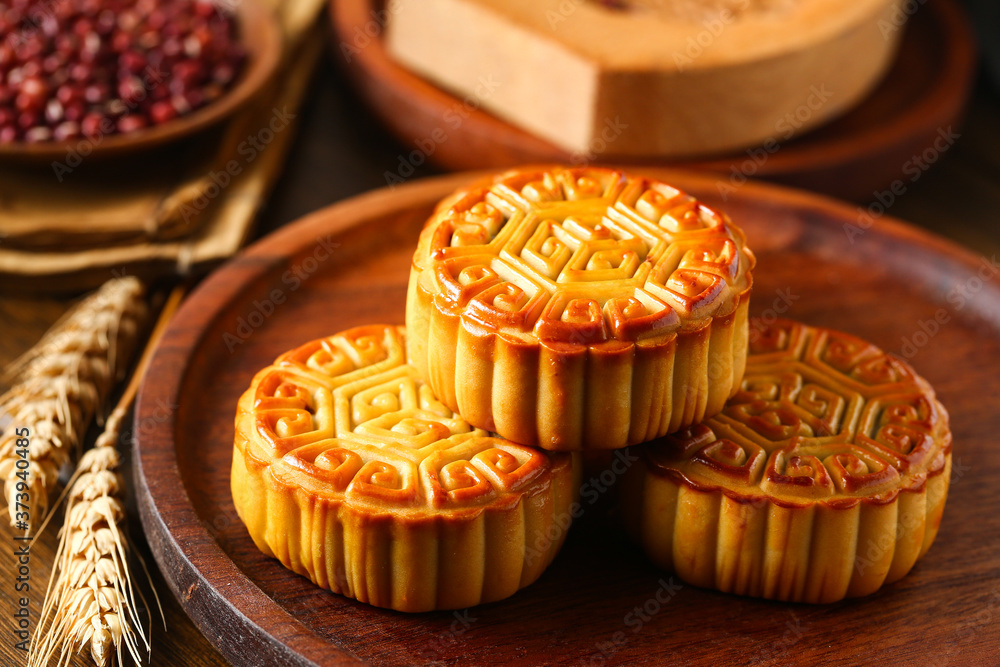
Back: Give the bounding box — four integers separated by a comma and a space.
231, 166, 951, 611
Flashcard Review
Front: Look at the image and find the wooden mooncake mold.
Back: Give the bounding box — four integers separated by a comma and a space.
387, 0, 902, 158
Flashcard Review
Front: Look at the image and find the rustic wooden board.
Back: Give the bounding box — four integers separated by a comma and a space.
330, 0, 976, 202
134, 170, 1000, 666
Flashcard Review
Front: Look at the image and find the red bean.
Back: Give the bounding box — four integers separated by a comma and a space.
95, 10, 116, 36
182, 87, 203, 109
149, 99, 178, 124
170, 93, 191, 115
119, 49, 146, 74
149, 81, 170, 101
72, 17, 95, 38
54, 33, 79, 54
53, 120, 81, 140
43, 53, 67, 74
56, 83, 80, 105
117, 75, 145, 104
172, 59, 203, 87
0, 43, 15, 68
24, 125, 53, 142
44, 98, 64, 124
117, 113, 146, 133
193, 1, 217, 20
161, 37, 182, 58
83, 82, 108, 104
4, 0, 247, 142
17, 111, 40, 130
16, 76, 49, 112
81, 112, 104, 137
111, 30, 132, 53
63, 100, 84, 121
7, 67, 26, 87
68, 62, 91, 82
213, 63, 236, 86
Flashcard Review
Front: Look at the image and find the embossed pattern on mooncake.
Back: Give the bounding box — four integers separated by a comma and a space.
232, 325, 578, 612
407, 166, 755, 450
621, 318, 952, 603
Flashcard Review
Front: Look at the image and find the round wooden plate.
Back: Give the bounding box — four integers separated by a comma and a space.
330, 0, 976, 202
135, 170, 1000, 666
0, 0, 282, 162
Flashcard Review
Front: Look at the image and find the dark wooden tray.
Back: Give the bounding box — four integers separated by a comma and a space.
330, 0, 976, 202
135, 170, 1000, 666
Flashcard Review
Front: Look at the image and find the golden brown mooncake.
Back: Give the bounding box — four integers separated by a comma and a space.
620, 318, 952, 604
407, 166, 755, 451
231, 325, 579, 612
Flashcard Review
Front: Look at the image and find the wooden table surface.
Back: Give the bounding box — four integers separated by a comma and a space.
3, 38, 1000, 667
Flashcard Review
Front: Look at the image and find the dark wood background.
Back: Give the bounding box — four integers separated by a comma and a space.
3, 14, 1000, 667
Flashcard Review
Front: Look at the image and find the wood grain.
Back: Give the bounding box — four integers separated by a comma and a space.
330, 0, 976, 202
134, 169, 1000, 666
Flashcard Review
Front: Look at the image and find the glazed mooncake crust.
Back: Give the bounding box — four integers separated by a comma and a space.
407, 166, 755, 451
620, 318, 952, 603
231, 325, 579, 612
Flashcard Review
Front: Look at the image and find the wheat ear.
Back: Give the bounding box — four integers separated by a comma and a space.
29, 286, 183, 667
0, 277, 147, 532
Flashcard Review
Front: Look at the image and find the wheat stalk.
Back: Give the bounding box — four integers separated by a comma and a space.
28, 407, 147, 667
0, 277, 147, 532
29, 286, 183, 667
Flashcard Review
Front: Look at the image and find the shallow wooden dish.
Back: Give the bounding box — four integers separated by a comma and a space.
330, 0, 975, 202
0, 0, 282, 162
135, 170, 1000, 665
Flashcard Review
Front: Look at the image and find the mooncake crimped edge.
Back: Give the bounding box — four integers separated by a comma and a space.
407, 270, 751, 451
232, 428, 580, 612
620, 409, 952, 604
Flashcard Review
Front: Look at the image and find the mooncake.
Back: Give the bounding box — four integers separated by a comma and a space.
620, 318, 952, 603
231, 325, 579, 612
407, 166, 755, 450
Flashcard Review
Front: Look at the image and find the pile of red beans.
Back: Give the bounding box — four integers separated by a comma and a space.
0, 0, 246, 143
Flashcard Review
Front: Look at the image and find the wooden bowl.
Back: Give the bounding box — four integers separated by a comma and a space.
0, 0, 283, 163
330, 0, 976, 202
135, 169, 1000, 666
